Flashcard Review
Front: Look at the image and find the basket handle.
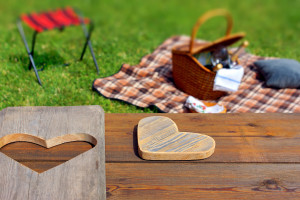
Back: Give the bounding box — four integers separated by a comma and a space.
189, 9, 233, 53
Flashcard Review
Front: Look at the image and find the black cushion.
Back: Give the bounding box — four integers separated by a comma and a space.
254, 59, 300, 89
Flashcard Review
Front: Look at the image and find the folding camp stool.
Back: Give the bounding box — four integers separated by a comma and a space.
17, 7, 99, 86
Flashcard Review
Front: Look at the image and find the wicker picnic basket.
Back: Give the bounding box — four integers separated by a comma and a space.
172, 9, 245, 100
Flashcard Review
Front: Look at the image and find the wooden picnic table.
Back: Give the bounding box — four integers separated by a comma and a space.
1, 112, 300, 199
105, 113, 300, 200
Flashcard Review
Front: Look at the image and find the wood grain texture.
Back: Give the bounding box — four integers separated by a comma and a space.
105, 113, 300, 163
106, 163, 300, 200
2, 113, 300, 199
137, 116, 215, 160
0, 106, 106, 200
104, 113, 300, 199
0, 141, 93, 173
0, 133, 97, 173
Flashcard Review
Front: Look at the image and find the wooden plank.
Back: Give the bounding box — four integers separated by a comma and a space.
106, 163, 300, 200
105, 113, 300, 137
106, 134, 300, 163
137, 116, 215, 160
105, 113, 300, 163
0, 106, 106, 200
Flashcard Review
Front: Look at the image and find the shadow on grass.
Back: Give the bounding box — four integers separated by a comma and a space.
9, 50, 68, 71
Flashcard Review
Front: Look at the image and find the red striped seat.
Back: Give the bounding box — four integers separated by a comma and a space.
21, 7, 89, 32
17, 7, 99, 86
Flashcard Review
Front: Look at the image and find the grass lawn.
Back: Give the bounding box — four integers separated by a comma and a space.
0, 0, 299, 113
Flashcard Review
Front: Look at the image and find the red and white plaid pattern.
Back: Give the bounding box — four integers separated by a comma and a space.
93, 36, 300, 113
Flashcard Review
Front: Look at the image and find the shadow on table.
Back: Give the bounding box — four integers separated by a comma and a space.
132, 125, 141, 159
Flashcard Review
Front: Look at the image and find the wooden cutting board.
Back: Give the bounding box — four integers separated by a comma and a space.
0, 106, 106, 200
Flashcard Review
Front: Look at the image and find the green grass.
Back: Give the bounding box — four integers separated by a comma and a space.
0, 0, 299, 113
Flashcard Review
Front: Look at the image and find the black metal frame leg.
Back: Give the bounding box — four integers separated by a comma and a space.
28, 31, 38, 70
80, 21, 100, 74
17, 20, 42, 86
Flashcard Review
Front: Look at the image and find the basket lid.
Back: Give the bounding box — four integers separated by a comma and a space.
191, 32, 245, 54
172, 32, 245, 55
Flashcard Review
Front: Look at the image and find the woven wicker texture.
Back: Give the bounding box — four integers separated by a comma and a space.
172, 9, 244, 100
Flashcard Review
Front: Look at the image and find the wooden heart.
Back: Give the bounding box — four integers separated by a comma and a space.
137, 116, 215, 160
0, 133, 97, 173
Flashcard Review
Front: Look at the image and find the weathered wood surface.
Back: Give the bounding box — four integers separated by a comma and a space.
137, 116, 215, 160
105, 113, 300, 163
106, 163, 300, 200
0, 106, 106, 200
2, 113, 300, 199
105, 113, 300, 199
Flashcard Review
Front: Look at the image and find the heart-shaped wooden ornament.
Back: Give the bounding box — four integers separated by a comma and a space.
0, 133, 97, 173
137, 116, 215, 160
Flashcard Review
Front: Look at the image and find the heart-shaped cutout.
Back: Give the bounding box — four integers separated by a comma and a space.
0, 133, 97, 173
137, 116, 215, 160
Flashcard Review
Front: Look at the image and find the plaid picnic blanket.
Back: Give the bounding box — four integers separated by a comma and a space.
93, 36, 300, 113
